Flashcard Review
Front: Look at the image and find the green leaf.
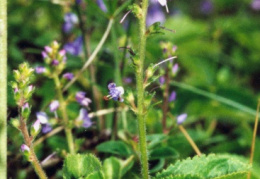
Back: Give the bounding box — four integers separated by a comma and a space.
103, 156, 135, 179
63, 154, 102, 179
155, 154, 250, 179
103, 157, 121, 179
150, 159, 165, 174
96, 141, 133, 156
149, 147, 179, 160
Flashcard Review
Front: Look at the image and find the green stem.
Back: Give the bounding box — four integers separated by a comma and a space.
54, 75, 75, 154
0, 0, 7, 178
136, 0, 149, 178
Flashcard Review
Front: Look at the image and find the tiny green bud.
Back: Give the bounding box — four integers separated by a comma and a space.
22, 103, 31, 119
13, 70, 20, 81
129, 4, 142, 19
21, 144, 30, 161
10, 118, 20, 130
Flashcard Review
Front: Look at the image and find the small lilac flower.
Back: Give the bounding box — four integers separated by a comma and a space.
75, 91, 92, 107
49, 100, 59, 112
36, 112, 48, 124
159, 76, 165, 85
35, 66, 45, 74
64, 36, 83, 56
172, 45, 177, 52
59, 49, 66, 56
52, 59, 59, 66
21, 144, 30, 152
97, 0, 107, 12
251, 0, 260, 10
172, 63, 179, 75
158, 0, 169, 13
63, 13, 79, 33
200, 0, 213, 14
44, 46, 52, 53
42, 123, 52, 134
22, 103, 29, 110
123, 77, 133, 84
78, 108, 92, 128
104, 83, 124, 102
32, 119, 41, 133
177, 113, 187, 125
28, 85, 34, 92
63, 73, 74, 81
42, 51, 48, 58
14, 87, 19, 93
169, 91, 176, 102
147, 2, 165, 26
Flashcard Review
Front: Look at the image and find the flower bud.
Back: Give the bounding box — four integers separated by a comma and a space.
49, 100, 59, 112
172, 63, 179, 76
13, 70, 20, 81
22, 103, 31, 119
177, 113, 187, 125
21, 144, 30, 160
31, 119, 41, 137
10, 118, 20, 130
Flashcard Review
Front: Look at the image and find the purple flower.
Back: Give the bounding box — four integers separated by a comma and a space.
28, 85, 34, 92
21, 144, 30, 152
36, 112, 48, 124
97, 0, 107, 12
75, 91, 92, 107
63, 72, 74, 81
64, 36, 83, 56
172, 63, 179, 75
147, 2, 165, 26
104, 83, 124, 102
14, 87, 19, 93
42, 123, 52, 134
22, 103, 29, 110
159, 76, 165, 85
169, 91, 176, 102
157, 0, 169, 13
35, 66, 45, 74
63, 13, 79, 33
59, 49, 66, 56
177, 113, 187, 125
49, 100, 59, 112
42, 51, 48, 58
200, 0, 213, 14
78, 108, 92, 128
52, 59, 59, 66
251, 0, 260, 10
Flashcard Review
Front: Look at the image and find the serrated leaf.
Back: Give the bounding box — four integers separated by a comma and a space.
63, 154, 102, 179
160, 174, 203, 179
85, 171, 104, 179
149, 146, 179, 160
155, 154, 250, 179
96, 141, 133, 156
213, 171, 248, 179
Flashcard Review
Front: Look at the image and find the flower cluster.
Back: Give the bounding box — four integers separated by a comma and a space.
75, 91, 92, 107
63, 13, 79, 34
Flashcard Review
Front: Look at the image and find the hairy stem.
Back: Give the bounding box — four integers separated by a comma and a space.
0, 0, 7, 177
54, 75, 75, 154
136, 0, 149, 178
19, 116, 48, 179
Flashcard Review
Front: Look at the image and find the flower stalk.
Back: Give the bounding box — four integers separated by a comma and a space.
54, 75, 75, 154
0, 0, 7, 177
136, 0, 150, 178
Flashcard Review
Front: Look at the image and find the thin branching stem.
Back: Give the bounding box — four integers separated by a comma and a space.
247, 99, 260, 179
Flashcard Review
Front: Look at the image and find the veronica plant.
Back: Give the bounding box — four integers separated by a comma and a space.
11, 63, 47, 179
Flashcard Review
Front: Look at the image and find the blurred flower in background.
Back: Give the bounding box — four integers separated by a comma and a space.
251, 0, 260, 10
200, 0, 213, 14
63, 13, 79, 34
64, 36, 83, 56
97, 0, 107, 12
147, 0, 165, 26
